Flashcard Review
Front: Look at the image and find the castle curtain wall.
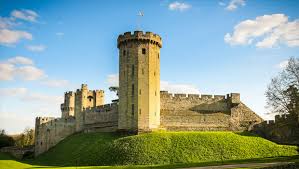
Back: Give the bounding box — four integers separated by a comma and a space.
160, 92, 263, 131
34, 117, 76, 156
84, 103, 118, 132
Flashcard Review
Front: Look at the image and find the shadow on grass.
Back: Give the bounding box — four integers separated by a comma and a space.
234, 131, 260, 137
10, 155, 299, 169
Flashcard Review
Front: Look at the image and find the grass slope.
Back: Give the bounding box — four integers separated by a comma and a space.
0, 152, 32, 169
31, 131, 298, 166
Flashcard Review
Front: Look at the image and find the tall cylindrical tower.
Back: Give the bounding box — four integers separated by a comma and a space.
117, 31, 162, 132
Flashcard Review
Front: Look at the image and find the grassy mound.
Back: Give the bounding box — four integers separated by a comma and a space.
32, 131, 298, 166
0, 152, 32, 169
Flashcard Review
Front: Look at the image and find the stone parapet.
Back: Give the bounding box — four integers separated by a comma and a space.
117, 31, 162, 48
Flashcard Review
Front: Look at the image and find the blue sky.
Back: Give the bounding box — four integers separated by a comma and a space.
0, 0, 299, 134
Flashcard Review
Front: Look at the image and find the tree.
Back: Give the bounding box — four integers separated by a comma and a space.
0, 129, 15, 148
0, 129, 5, 135
266, 57, 299, 118
14, 127, 35, 147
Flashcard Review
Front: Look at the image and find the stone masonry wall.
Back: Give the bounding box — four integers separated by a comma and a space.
84, 103, 118, 132
160, 91, 263, 131
253, 114, 299, 145
34, 117, 76, 156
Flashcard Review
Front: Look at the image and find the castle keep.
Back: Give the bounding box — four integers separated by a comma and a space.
35, 31, 263, 156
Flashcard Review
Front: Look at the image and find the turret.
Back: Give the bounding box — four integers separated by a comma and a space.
74, 84, 105, 132
118, 31, 162, 132
61, 91, 75, 118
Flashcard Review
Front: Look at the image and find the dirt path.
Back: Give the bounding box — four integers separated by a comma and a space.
179, 162, 294, 169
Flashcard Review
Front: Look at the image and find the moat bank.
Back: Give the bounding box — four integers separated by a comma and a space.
31, 131, 297, 166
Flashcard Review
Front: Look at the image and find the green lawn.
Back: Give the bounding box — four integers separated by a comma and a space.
1, 152, 298, 169
0, 131, 298, 169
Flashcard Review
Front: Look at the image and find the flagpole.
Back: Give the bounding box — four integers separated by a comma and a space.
137, 11, 144, 31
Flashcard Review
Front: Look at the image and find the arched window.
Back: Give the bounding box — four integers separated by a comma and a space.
87, 96, 93, 102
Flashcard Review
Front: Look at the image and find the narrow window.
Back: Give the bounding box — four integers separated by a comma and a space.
123, 50, 126, 56
132, 65, 134, 77
154, 71, 156, 76
132, 104, 134, 115
142, 68, 144, 75
142, 48, 146, 54
139, 89, 141, 95
155, 91, 157, 96
158, 53, 159, 59
132, 84, 134, 96
139, 109, 141, 115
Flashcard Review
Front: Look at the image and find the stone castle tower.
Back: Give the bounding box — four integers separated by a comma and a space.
74, 84, 105, 131
61, 91, 75, 118
117, 31, 162, 132
60, 84, 105, 132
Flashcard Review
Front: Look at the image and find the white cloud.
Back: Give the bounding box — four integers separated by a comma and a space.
169, 1, 191, 11
0, 87, 63, 104
11, 9, 38, 22
225, 14, 299, 48
218, 1, 226, 6
41, 79, 69, 87
8, 56, 34, 65
0, 9, 38, 46
26, 44, 46, 52
161, 81, 200, 94
0, 29, 32, 45
0, 63, 15, 80
0, 56, 45, 81
0, 17, 17, 29
21, 93, 63, 104
256, 19, 299, 48
16, 66, 45, 81
0, 87, 28, 96
55, 32, 64, 36
1, 57, 70, 87
107, 74, 119, 87
226, 0, 245, 11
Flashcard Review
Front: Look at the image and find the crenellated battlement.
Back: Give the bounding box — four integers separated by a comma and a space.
253, 113, 299, 144
65, 91, 75, 96
83, 103, 118, 113
259, 114, 295, 126
35, 116, 75, 126
160, 91, 237, 102
95, 90, 104, 94
117, 31, 162, 48
35, 117, 55, 125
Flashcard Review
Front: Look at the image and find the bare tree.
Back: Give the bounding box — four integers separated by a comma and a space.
266, 57, 299, 118
15, 127, 35, 147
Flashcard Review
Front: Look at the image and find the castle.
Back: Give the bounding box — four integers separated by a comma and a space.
34, 31, 263, 156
